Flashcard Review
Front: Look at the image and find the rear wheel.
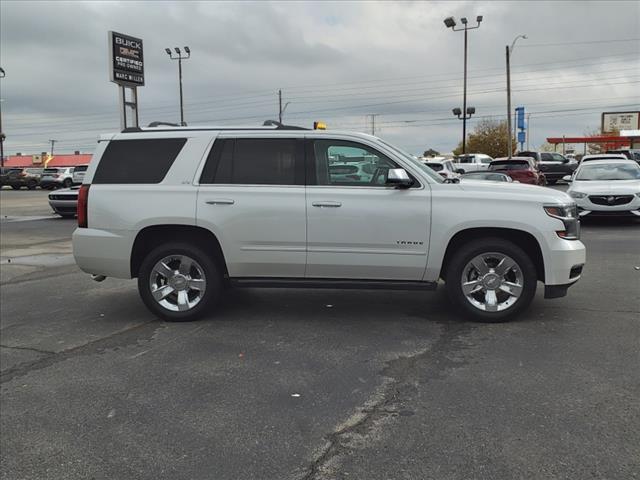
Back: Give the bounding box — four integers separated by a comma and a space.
27, 180, 37, 190
138, 242, 222, 321
11, 185, 20, 190
445, 238, 537, 322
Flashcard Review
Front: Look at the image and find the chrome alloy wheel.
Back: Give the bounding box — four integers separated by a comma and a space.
461, 252, 524, 312
149, 255, 207, 312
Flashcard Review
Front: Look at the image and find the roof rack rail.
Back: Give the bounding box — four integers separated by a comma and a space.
262, 120, 309, 131
148, 121, 183, 127
121, 127, 142, 133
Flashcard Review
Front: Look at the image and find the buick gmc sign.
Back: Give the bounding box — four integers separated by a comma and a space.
109, 31, 144, 86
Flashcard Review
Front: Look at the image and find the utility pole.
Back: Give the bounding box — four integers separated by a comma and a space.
0, 67, 5, 168
444, 15, 483, 154
366, 114, 379, 135
526, 113, 531, 150
165, 46, 191, 126
49, 139, 57, 157
278, 89, 282, 123
506, 35, 527, 158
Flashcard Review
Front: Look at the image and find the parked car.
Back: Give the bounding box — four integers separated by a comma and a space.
72, 165, 89, 185
453, 153, 493, 173
488, 158, 546, 185
580, 154, 628, 163
5, 167, 43, 190
40, 167, 74, 189
460, 171, 514, 182
606, 148, 640, 163
422, 159, 461, 180
48, 187, 79, 218
564, 159, 640, 218
73, 124, 585, 324
0, 167, 13, 187
518, 151, 575, 184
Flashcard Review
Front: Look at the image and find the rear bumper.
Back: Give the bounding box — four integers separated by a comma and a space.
72, 227, 134, 278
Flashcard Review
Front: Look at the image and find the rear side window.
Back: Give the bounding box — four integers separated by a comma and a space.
200, 138, 303, 185
93, 138, 186, 184
74, 165, 88, 172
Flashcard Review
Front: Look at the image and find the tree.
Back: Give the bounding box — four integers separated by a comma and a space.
584, 126, 619, 154
422, 148, 440, 157
452, 119, 516, 158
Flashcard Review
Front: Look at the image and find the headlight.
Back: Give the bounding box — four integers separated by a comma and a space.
544, 203, 580, 240
569, 191, 587, 199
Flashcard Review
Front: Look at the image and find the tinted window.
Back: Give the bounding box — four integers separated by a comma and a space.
201, 138, 302, 185
312, 140, 401, 186
489, 161, 529, 171
518, 152, 537, 159
93, 138, 186, 184
74, 165, 89, 172
540, 153, 554, 161
457, 155, 474, 164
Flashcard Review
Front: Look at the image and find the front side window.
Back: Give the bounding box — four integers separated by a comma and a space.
200, 138, 303, 185
312, 140, 401, 186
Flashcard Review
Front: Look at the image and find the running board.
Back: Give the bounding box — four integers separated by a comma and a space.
229, 278, 437, 291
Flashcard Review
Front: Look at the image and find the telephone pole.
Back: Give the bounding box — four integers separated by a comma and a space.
278, 89, 290, 124
506, 34, 526, 157
367, 114, 379, 135
49, 139, 57, 157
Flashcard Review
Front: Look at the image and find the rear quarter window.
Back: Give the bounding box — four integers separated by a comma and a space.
92, 138, 187, 184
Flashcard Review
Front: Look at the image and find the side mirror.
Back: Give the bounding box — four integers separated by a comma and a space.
562, 175, 572, 182
386, 168, 413, 188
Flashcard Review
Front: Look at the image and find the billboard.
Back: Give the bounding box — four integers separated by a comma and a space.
108, 31, 144, 86
601, 111, 640, 134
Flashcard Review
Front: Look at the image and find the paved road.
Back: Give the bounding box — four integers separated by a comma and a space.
1, 188, 639, 479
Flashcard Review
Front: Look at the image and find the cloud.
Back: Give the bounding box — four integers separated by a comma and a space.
1, 0, 638, 154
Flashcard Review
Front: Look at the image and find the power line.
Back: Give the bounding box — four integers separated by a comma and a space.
521, 38, 640, 48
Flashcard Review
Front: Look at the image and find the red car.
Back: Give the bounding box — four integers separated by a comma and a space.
488, 157, 546, 185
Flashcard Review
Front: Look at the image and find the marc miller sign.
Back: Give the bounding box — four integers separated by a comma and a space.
109, 31, 145, 86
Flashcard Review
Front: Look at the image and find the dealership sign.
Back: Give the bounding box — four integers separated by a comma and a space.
601, 111, 640, 134
108, 31, 144, 86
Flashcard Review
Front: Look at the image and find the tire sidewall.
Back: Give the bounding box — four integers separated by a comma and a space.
137, 242, 221, 322
446, 238, 537, 322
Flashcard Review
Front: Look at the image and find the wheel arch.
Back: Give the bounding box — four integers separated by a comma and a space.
130, 224, 228, 279
439, 227, 544, 282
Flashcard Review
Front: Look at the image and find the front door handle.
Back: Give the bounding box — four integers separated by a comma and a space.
205, 199, 235, 205
312, 201, 342, 208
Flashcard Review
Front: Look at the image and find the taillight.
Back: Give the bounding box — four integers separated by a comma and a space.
78, 185, 90, 228
53, 174, 60, 178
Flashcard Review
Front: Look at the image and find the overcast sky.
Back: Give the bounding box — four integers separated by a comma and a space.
1, 0, 639, 156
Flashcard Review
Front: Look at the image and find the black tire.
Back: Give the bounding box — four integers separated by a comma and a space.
137, 242, 222, 322
445, 237, 537, 322
11, 185, 20, 190
27, 181, 37, 190
63, 178, 72, 188
547, 179, 557, 185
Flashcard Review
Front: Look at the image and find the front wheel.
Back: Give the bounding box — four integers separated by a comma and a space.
137, 242, 222, 321
445, 238, 537, 322
11, 185, 20, 190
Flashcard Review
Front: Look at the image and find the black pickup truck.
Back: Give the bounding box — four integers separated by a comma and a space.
517, 151, 578, 184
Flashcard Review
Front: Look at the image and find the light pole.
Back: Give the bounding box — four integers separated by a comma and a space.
444, 15, 482, 154
506, 34, 527, 157
165, 46, 191, 126
0, 67, 5, 168
452, 107, 476, 146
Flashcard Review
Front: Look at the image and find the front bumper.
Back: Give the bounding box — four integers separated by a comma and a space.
542, 232, 586, 292
575, 195, 640, 216
49, 199, 77, 216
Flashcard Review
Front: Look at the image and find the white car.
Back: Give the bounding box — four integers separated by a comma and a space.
453, 153, 494, 173
72, 165, 89, 185
73, 123, 585, 323
422, 159, 460, 180
40, 167, 74, 190
565, 159, 640, 217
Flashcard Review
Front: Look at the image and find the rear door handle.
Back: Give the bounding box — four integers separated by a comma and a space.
205, 199, 235, 205
312, 201, 342, 208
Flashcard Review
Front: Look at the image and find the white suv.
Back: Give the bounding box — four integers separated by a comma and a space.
73, 124, 586, 322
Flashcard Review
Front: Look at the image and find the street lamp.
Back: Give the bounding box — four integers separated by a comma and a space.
165, 46, 191, 126
444, 15, 483, 154
506, 34, 527, 157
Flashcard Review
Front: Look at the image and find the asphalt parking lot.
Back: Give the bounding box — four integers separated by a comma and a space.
1, 187, 639, 480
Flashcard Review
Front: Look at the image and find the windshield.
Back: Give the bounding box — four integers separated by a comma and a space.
425, 163, 443, 171
376, 139, 444, 183
576, 163, 640, 181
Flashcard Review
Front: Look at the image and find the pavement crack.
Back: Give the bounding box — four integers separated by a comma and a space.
0, 344, 55, 355
0, 321, 158, 384
300, 321, 474, 480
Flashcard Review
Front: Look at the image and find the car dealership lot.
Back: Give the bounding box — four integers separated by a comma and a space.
1, 188, 639, 479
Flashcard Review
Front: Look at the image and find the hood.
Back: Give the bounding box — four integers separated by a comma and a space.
569, 180, 640, 194
456, 180, 573, 204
